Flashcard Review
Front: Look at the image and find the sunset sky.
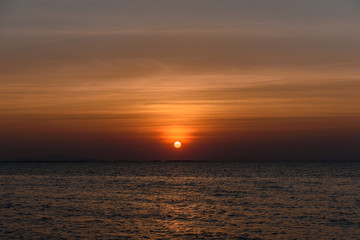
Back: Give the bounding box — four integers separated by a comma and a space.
1, 0, 360, 160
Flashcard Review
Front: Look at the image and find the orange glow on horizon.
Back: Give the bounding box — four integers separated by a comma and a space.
159, 125, 194, 145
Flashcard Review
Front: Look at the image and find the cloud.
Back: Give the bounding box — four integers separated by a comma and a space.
1, 0, 360, 160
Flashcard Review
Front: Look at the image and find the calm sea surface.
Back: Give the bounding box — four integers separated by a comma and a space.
0, 161, 359, 240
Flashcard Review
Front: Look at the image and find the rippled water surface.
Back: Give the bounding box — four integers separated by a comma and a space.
1, 161, 359, 239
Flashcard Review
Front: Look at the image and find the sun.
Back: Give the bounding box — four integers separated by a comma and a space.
174, 141, 182, 149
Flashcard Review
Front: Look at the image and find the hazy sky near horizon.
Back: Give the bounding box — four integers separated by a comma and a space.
1, 0, 360, 160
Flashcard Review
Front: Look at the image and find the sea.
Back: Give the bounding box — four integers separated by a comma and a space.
0, 161, 359, 240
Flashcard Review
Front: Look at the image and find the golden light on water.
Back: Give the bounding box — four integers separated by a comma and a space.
174, 141, 182, 149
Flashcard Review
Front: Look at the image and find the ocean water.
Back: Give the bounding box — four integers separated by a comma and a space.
0, 161, 359, 240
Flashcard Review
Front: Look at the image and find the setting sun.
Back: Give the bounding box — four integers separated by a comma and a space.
174, 141, 182, 149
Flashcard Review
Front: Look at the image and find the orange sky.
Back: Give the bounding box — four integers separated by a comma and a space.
1, 1, 360, 160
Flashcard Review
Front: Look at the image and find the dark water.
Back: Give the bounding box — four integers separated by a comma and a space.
0, 161, 359, 240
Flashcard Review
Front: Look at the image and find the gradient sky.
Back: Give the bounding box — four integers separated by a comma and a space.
1, 0, 360, 160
